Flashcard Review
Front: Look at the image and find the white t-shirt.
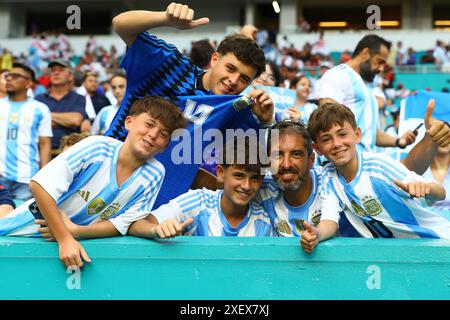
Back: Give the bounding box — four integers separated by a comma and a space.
91, 104, 119, 135
0, 136, 164, 236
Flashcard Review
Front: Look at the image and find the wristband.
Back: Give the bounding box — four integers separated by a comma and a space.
395, 138, 406, 149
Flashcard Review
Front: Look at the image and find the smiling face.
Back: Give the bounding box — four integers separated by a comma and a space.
270, 132, 313, 192
313, 121, 361, 170
253, 63, 276, 87
295, 76, 311, 101
217, 165, 262, 211
205, 52, 256, 95
124, 113, 171, 161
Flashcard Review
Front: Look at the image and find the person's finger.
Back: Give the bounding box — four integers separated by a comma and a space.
181, 218, 194, 229
37, 227, 49, 233
437, 135, 450, 147
190, 17, 210, 28
155, 226, 166, 239
173, 3, 183, 19
302, 221, 316, 234
179, 5, 189, 21
80, 246, 91, 263
409, 183, 417, 198
74, 252, 83, 268
161, 224, 171, 237
186, 9, 194, 21
35, 219, 47, 226
166, 222, 177, 236
166, 2, 176, 16
424, 99, 435, 128
393, 179, 408, 192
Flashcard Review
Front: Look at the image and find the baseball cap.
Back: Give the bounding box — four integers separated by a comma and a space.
48, 58, 72, 69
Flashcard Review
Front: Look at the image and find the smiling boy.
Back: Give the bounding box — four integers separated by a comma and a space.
300, 103, 450, 252
128, 137, 274, 238
0, 96, 187, 267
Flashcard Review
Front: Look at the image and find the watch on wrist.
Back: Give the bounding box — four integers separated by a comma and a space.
395, 138, 406, 149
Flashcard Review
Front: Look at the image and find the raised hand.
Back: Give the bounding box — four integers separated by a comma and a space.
424, 99, 450, 147
166, 3, 210, 30
300, 221, 320, 253
247, 88, 274, 125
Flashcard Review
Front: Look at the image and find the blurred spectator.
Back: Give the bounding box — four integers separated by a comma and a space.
252, 61, 282, 87
297, 17, 311, 33
0, 69, 7, 99
0, 62, 52, 201
420, 50, 435, 64
1, 49, 14, 70
35, 59, 89, 155
79, 72, 111, 115
240, 25, 258, 41
396, 41, 407, 65
189, 39, 215, 70
59, 132, 90, 153
340, 50, 351, 63
91, 73, 126, 135
285, 75, 317, 123
406, 47, 416, 65
433, 40, 449, 65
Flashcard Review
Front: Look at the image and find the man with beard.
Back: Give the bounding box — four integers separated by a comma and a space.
318, 34, 450, 175
0, 63, 52, 201
254, 120, 323, 236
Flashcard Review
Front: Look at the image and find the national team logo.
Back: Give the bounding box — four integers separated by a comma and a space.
86, 198, 107, 216
100, 202, 121, 219
276, 220, 292, 236
9, 113, 19, 124
362, 196, 382, 217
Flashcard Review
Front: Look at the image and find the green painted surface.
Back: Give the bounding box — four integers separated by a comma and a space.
1, 236, 450, 300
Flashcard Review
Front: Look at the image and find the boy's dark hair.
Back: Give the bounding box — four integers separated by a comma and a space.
307, 103, 357, 142
190, 39, 215, 70
217, 34, 265, 77
129, 96, 187, 134
267, 120, 313, 157
352, 34, 392, 58
12, 62, 35, 82
219, 135, 266, 175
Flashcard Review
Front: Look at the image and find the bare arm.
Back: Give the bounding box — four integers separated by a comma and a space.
38, 136, 51, 168
112, 3, 210, 47
128, 214, 193, 239
51, 112, 84, 128
29, 180, 91, 268
127, 214, 160, 238
300, 220, 338, 253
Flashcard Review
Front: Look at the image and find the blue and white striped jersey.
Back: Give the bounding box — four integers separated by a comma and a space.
254, 168, 325, 237
151, 188, 275, 237
91, 104, 119, 135
0, 136, 165, 237
320, 151, 450, 239
318, 64, 378, 152
0, 98, 52, 183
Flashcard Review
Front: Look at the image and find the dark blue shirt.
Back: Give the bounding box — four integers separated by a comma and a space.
0, 183, 15, 209
35, 91, 88, 149
105, 32, 262, 209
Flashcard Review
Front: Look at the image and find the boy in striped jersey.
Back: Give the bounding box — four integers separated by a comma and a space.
301, 103, 450, 253
128, 136, 275, 238
0, 96, 187, 268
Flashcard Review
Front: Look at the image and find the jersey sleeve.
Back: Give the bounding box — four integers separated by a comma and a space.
90, 110, 103, 135
318, 174, 342, 223
30, 136, 107, 201
318, 69, 349, 104
37, 103, 53, 137
120, 32, 178, 87
150, 189, 206, 224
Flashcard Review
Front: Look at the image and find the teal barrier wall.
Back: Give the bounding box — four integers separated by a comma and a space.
394, 73, 450, 91
1, 236, 450, 300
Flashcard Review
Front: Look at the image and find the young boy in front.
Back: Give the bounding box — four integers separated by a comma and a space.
128, 137, 275, 238
301, 103, 450, 253
0, 96, 187, 267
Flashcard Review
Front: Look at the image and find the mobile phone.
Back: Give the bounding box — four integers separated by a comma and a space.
29, 201, 44, 219
413, 123, 423, 134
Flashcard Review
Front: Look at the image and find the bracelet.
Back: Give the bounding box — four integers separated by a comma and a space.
395, 138, 406, 149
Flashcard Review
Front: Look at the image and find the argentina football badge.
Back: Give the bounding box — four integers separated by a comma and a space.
232, 96, 253, 111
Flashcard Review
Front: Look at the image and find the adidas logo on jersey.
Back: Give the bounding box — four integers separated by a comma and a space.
77, 190, 91, 202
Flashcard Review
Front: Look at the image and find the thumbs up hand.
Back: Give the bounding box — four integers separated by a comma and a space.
424, 99, 450, 147
300, 221, 320, 253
